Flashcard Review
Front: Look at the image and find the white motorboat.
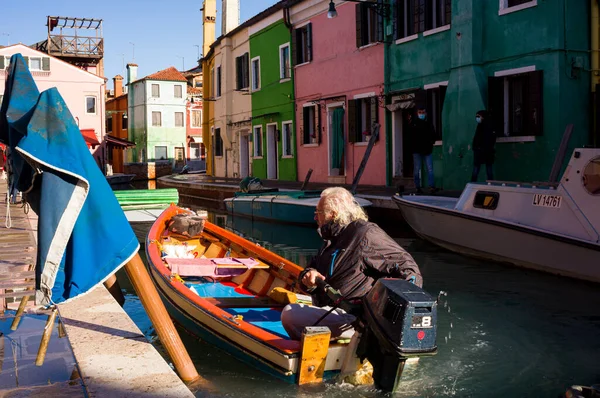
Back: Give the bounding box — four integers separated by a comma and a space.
393, 148, 600, 283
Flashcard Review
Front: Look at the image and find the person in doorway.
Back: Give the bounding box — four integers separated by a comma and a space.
280, 187, 423, 340
471, 110, 496, 182
409, 107, 437, 193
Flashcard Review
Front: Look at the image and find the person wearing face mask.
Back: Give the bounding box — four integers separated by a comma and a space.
280, 187, 422, 340
409, 107, 437, 194
471, 110, 496, 182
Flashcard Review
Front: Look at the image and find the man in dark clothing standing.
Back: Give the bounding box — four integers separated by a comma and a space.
410, 107, 437, 193
280, 187, 422, 340
471, 110, 496, 182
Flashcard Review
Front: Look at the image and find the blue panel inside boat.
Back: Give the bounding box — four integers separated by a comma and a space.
225, 307, 289, 339
186, 282, 250, 298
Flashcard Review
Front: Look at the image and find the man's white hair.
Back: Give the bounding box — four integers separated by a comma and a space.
320, 187, 368, 227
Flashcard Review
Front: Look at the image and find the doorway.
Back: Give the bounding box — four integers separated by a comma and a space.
392, 108, 414, 178
266, 123, 278, 179
239, 130, 250, 178
327, 104, 345, 176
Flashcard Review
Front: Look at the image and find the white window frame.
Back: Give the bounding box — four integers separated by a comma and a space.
279, 43, 291, 82
499, 0, 537, 16
251, 56, 261, 91
191, 109, 202, 128
493, 65, 538, 142
302, 103, 318, 146
174, 112, 184, 127
216, 65, 222, 98
151, 84, 160, 98
29, 57, 42, 71
174, 85, 183, 98
281, 121, 294, 158
155, 145, 168, 161
253, 125, 263, 158
85, 96, 97, 114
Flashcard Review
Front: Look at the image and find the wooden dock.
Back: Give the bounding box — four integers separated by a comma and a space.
0, 180, 37, 311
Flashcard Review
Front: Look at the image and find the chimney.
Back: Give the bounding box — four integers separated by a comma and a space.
113, 75, 124, 97
126, 63, 138, 85
222, 0, 240, 35
202, 0, 217, 57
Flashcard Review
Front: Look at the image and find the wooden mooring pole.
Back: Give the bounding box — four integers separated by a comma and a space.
35, 308, 57, 366
124, 252, 200, 383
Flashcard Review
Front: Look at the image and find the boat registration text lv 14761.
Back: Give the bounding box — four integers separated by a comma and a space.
532, 194, 562, 208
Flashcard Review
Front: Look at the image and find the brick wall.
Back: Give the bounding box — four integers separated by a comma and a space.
124, 161, 172, 181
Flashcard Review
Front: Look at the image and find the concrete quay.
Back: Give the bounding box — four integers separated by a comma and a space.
0, 181, 194, 397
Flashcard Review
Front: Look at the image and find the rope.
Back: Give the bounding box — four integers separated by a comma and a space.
5, 192, 12, 229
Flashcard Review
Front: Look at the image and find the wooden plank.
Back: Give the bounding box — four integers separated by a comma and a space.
0, 265, 32, 274
202, 296, 285, 308
0, 290, 35, 299
0, 271, 36, 281
0, 281, 35, 289
298, 326, 331, 385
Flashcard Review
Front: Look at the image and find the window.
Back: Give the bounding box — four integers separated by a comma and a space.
253, 126, 263, 157
396, 0, 451, 39
151, 84, 160, 98
30, 57, 42, 71
214, 127, 223, 157
488, 70, 543, 137
155, 146, 167, 160
348, 97, 378, 142
175, 112, 184, 127
302, 105, 319, 145
107, 117, 113, 133
356, 2, 382, 47
251, 57, 261, 90
152, 111, 162, 127
122, 114, 128, 130
582, 156, 600, 195
282, 121, 293, 157
191, 110, 202, 128
293, 24, 312, 65
499, 0, 537, 15
210, 67, 215, 97
190, 143, 201, 160
425, 85, 447, 141
86, 96, 96, 114
236, 52, 250, 90
280, 43, 290, 80
174, 85, 183, 98
216, 66, 222, 97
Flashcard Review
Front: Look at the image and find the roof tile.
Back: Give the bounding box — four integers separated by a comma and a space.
145, 66, 187, 82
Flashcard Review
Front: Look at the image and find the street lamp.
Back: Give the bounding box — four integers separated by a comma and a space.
327, 0, 390, 19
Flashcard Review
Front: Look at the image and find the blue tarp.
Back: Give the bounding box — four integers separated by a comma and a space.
0, 54, 139, 305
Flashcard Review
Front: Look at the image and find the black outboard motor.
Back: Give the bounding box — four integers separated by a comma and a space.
179, 164, 190, 175
357, 278, 438, 392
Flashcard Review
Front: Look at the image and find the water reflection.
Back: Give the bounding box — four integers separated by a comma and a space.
123, 208, 600, 398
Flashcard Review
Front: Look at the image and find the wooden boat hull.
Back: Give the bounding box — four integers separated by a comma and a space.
145, 205, 347, 383
393, 194, 600, 282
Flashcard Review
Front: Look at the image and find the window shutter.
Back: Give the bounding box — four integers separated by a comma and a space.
356, 4, 363, 48
244, 53, 250, 88
42, 57, 50, 71
307, 23, 313, 62
377, 0, 384, 42
348, 100, 357, 143
303, 106, 309, 144
487, 76, 505, 137
529, 70, 544, 136
236, 57, 240, 90
425, 0, 434, 31
317, 105, 322, 144
0, 56, 4, 70
370, 97, 378, 123
291, 29, 298, 66
393, 1, 399, 40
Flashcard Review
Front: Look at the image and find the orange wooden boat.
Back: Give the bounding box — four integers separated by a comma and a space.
145, 204, 352, 382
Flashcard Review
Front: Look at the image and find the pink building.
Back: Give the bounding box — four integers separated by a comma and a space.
0, 44, 106, 168
185, 86, 205, 171
290, 0, 386, 186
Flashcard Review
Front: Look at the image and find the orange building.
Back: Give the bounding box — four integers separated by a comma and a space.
105, 75, 135, 173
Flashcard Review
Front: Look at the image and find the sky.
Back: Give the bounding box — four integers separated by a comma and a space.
0, 0, 280, 90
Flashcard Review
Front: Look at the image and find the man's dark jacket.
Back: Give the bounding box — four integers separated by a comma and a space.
472, 119, 496, 165
409, 118, 436, 156
302, 219, 423, 307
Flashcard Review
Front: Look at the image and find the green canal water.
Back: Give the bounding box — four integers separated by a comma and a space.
123, 210, 600, 398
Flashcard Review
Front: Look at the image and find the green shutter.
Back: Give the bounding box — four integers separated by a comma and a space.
306, 23, 313, 62
42, 57, 50, 71
0, 56, 4, 70
356, 4, 363, 48
377, 0, 384, 42
291, 29, 297, 66
317, 105, 322, 144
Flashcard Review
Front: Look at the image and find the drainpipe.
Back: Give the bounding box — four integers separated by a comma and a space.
592, 0, 599, 146
283, 2, 299, 180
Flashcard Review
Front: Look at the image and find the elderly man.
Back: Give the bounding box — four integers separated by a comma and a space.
281, 187, 422, 340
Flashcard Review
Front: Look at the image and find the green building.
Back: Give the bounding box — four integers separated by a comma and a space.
248, 14, 297, 181
385, 0, 591, 190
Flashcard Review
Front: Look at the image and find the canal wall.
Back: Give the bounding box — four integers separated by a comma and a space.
124, 161, 173, 181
